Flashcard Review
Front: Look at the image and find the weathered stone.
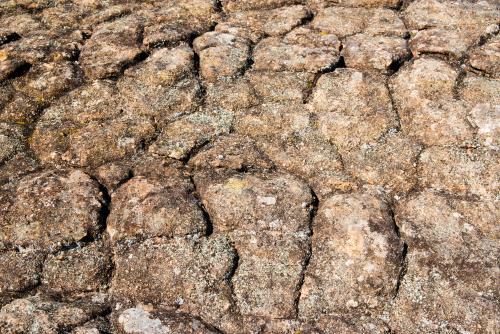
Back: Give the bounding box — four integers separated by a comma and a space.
111, 236, 236, 329
205, 78, 259, 110
253, 27, 341, 72
80, 16, 143, 79
235, 102, 355, 198
107, 175, 206, 243
469, 35, 500, 77
392, 191, 499, 334
140, 0, 219, 47
246, 70, 314, 102
221, 0, 303, 12
31, 80, 155, 168
189, 134, 273, 172
391, 57, 474, 145
0, 169, 103, 251
0, 295, 108, 334
193, 32, 250, 82
148, 108, 233, 160
418, 146, 498, 199
311, 7, 407, 38
342, 34, 410, 73
113, 306, 218, 334
0, 123, 24, 165
299, 193, 402, 318
197, 172, 313, 234
117, 45, 201, 124
310, 69, 397, 154
404, 0, 499, 58
460, 74, 500, 149
215, 6, 310, 43
344, 132, 422, 196
42, 240, 111, 296
0, 250, 43, 305
12, 61, 82, 104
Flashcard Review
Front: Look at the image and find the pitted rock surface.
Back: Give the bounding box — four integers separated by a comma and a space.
0, 1, 498, 333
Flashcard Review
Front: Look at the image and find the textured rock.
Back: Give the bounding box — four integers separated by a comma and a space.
114, 306, 217, 334
342, 34, 410, 73
193, 32, 250, 82
149, 108, 233, 160
0, 295, 108, 334
31, 80, 155, 168
391, 57, 475, 146
107, 175, 206, 243
0, 169, 103, 252
418, 146, 498, 199
253, 27, 341, 72
117, 45, 201, 124
460, 74, 500, 149
1, 1, 499, 332
392, 191, 499, 334
216, 6, 310, 42
404, 0, 499, 58
469, 35, 500, 77
111, 236, 237, 329
80, 16, 143, 79
310, 69, 397, 154
311, 7, 407, 38
197, 172, 313, 234
189, 134, 273, 172
299, 193, 402, 321
42, 241, 111, 296
140, 0, 218, 47
0, 251, 43, 305
344, 132, 422, 196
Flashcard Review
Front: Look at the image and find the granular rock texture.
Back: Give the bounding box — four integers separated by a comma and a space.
0, 1, 498, 333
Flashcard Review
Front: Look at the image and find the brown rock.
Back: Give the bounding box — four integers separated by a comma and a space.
0, 169, 104, 251
0, 295, 108, 334
418, 146, 498, 199
344, 132, 422, 196
392, 191, 499, 334
107, 175, 206, 243
310, 69, 397, 154
342, 34, 410, 73
148, 108, 233, 160
311, 7, 407, 38
80, 16, 143, 79
391, 57, 474, 146
197, 172, 313, 234
215, 6, 310, 43
42, 241, 111, 296
188, 134, 273, 172
117, 44, 201, 124
253, 27, 341, 72
404, 0, 499, 58
0, 250, 43, 306
469, 35, 500, 77
460, 74, 500, 149
31, 80, 155, 168
299, 193, 402, 319
140, 0, 219, 47
193, 32, 250, 82
246, 70, 314, 102
221, 0, 303, 12
0, 123, 24, 165
111, 236, 237, 329
113, 306, 218, 334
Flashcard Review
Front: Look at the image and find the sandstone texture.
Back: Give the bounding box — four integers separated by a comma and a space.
0, 0, 498, 333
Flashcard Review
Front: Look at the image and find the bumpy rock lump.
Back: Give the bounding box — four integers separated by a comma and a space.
0, 0, 499, 333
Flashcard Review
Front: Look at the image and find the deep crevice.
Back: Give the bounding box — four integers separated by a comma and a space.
293, 187, 319, 318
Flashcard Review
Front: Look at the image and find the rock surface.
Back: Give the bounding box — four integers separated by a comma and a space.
0, 1, 498, 333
